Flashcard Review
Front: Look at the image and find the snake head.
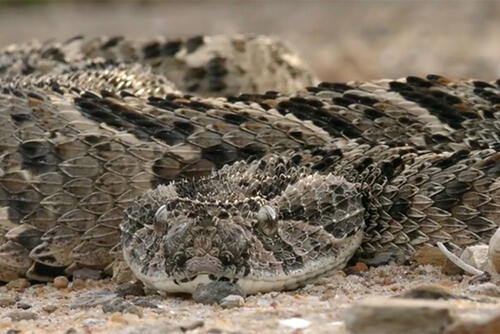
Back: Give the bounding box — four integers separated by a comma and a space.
121, 157, 365, 295
121, 184, 258, 293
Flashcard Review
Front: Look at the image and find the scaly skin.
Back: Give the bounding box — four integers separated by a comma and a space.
0, 35, 499, 295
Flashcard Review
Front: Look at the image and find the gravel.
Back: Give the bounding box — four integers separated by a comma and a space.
0, 264, 499, 333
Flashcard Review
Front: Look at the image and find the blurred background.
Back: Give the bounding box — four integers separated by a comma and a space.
0, 0, 499, 82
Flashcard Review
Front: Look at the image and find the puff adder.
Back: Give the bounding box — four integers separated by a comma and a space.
0, 34, 499, 295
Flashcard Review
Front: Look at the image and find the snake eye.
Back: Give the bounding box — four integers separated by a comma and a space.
153, 205, 169, 234
155, 205, 168, 223
257, 205, 278, 236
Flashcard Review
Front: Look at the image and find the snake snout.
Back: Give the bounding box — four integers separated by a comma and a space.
185, 254, 224, 278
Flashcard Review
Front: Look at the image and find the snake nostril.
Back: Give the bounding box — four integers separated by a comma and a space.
220, 251, 233, 265
174, 252, 186, 266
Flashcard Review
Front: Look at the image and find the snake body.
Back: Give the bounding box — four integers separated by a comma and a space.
0, 35, 499, 295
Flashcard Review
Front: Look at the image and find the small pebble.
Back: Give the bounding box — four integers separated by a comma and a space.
460, 245, 489, 271
73, 268, 102, 281
0, 298, 16, 307
445, 311, 500, 334
468, 282, 500, 297
42, 305, 57, 313
279, 317, 311, 329
71, 278, 86, 290
81, 318, 106, 326
345, 297, 453, 334
193, 281, 245, 304
398, 284, 458, 300
352, 262, 369, 272
6, 279, 30, 290
180, 320, 204, 332
219, 295, 244, 308
102, 298, 142, 316
131, 297, 159, 309
7, 329, 21, 334
115, 281, 145, 297
70, 290, 116, 309
126, 305, 143, 318
102, 298, 131, 313
110, 313, 128, 324
6, 311, 38, 321
53, 276, 69, 289
16, 302, 31, 310
345, 262, 369, 276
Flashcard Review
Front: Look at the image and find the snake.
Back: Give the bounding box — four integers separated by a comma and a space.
0, 34, 499, 296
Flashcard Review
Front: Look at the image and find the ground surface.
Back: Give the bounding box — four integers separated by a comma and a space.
1, 1, 500, 333
0, 265, 474, 334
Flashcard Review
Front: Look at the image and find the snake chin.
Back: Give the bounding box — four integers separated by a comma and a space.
125, 227, 364, 295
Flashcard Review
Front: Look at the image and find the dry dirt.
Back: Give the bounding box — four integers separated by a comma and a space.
0, 264, 478, 334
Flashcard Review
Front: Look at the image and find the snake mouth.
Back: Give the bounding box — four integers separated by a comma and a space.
184, 254, 226, 279
175, 274, 237, 286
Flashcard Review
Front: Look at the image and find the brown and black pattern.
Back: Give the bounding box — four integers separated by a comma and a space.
1, 34, 316, 97
0, 35, 499, 295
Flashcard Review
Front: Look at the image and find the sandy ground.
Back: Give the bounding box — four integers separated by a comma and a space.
1, 1, 500, 333
0, 264, 477, 334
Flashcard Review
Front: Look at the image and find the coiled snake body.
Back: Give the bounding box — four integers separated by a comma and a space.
0, 35, 499, 295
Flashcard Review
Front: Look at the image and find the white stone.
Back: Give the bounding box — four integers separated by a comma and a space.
82, 318, 106, 325
219, 295, 244, 309
460, 245, 489, 271
279, 317, 311, 329
489, 226, 500, 274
